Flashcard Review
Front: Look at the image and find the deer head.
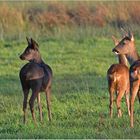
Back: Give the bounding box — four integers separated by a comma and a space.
112, 31, 134, 55
20, 37, 41, 62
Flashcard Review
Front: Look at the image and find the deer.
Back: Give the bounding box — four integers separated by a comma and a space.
19, 37, 52, 125
112, 29, 140, 128
107, 36, 130, 118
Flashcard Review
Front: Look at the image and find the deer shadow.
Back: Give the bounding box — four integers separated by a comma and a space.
0, 72, 107, 96
53, 72, 107, 96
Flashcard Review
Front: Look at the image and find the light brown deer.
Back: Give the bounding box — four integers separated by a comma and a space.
107, 36, 130, 118
112, 30, 140, 127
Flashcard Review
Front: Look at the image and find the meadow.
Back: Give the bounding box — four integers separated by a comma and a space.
0, 34, 140, 139
0, 1, 140, 139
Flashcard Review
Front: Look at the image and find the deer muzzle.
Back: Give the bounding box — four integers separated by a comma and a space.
20, 54, 25, 60
112, 48, 120, 55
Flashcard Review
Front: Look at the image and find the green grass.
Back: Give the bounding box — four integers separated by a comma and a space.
0, 37, 140, 139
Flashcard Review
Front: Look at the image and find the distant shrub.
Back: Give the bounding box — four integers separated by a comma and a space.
1, 1, 140, 40
129, 2, 140, 25
0, 3, 24, 39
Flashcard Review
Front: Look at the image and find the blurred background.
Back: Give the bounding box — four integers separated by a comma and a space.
0, 1, 140, 41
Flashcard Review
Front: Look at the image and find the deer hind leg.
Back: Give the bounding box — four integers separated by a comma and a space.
29, 90, 39, 125
125, 91, 130, 116
130, 81, 139, 128
45, 85, 52, 121
116, 89, 124, 118
37, 93, 43, 122
23, 88, 29, 124
109, 87, 114, 118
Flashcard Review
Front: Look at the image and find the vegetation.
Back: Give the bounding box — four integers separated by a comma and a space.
0, 1, 140, 139
0, 36, 140, 138
0, 1, 140, 41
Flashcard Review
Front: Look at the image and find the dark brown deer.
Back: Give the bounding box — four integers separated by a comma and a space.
19, 37, 52, 124
107, 36, 130, 118
112, 30, 140, 127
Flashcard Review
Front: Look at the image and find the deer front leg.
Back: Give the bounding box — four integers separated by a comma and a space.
37, 93, 43, 122
45, 86, 52, 121
23, 89, 29, 124
130, 81, 139, 128
138, 90, 140, 104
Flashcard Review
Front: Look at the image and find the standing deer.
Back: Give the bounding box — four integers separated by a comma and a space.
19, 37, 52, 124
107, 36, 130, 118
112, 30, 140, 127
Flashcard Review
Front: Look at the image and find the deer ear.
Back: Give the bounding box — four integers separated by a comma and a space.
26, 37, 31, 45
130, 33, 134, 41
127, 30, 134, 41
112, 36, 118, 46
31, 38, 39, 49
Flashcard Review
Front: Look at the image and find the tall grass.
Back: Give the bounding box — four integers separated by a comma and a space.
0, 1, 140, 41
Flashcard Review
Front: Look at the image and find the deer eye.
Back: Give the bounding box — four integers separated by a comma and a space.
29, 49, 32, 52
26, 49, 32, 54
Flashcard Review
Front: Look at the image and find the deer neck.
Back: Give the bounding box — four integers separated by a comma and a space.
126, 49, 139, 65
32, 53, 43, 64
118, 54, 128, 66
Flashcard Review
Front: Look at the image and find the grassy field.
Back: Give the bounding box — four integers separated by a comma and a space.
0, 35, 140, 139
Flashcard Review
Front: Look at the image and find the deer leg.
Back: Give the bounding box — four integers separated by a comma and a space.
130, 81, 139, 128
125, 92, 130, 116
45, 86, 52, 121
109, 88, 114, 118
23, 89, 29, 124
137, 90, 140, 104
116, 90, 124, 118
29, 91, 39, 125
37, 93, 42, 122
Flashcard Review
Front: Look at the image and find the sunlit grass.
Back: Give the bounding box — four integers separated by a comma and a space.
0, 36, 140, 138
